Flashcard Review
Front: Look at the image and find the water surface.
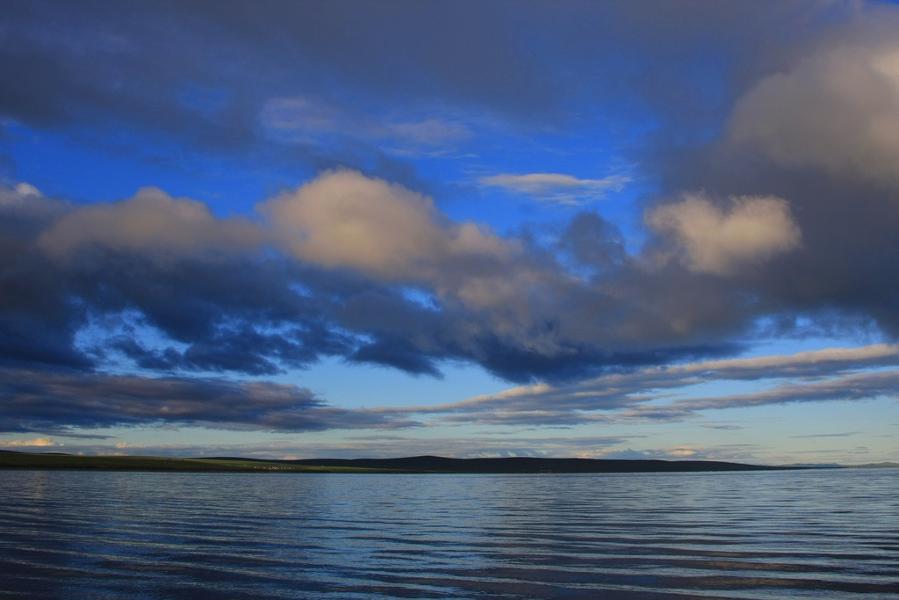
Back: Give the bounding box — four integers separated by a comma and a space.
1, 468, 897, 599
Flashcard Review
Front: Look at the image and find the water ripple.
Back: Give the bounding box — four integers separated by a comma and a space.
0, 469, 897, 598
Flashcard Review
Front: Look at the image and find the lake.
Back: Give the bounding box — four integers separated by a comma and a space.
0, 468, 897, 599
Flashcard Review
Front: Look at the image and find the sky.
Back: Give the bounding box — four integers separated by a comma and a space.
0, 0, 898, 465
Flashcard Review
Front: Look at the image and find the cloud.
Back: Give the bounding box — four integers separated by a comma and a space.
38, 187, 262, 261
0, 174, 848, 386
678, 343, 899, 378
0, 437, 56, 448
557, 212, 628, 273
392, 343, 899, 426
0, 178, 896, 432
0, 368, 412, 434
659, 369, 899, 416
260, 96, 471, 151
647, 193, 801, 275
263, 170, 512, 282
642, 7, 899, 341
0, 177, 705, 383
791, 432, 858, 439
261, 169, 546, 316
4, 2, 897, 385
479, 173, 629, 205
595, 444, 762, 462
729, 19, 899, 186
1, 1, 841, 149
384, 118, 471, 148
14, 182, 40, 197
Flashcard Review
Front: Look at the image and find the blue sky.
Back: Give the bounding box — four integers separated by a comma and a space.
0, 0, 897, 464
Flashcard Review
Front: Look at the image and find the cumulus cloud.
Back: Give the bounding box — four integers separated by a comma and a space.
265, 170, 474, 278
0, 177, 701, 383
261, 169, 527, 310
647, 193, 801, 275
479, 172, 629, 205
0, 174, 833, 386
729, 24, 899, 186
644, 8, 899, 341
0, 175, 895, 433
38, 187, 262, 261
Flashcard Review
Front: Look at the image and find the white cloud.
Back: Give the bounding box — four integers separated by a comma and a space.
262, 170, 510, 278
647, 193, 801, 275
14, 182, 40, 197
38, 187, 262, 261
0, 181, 56, 212
261, 170, 538, 312
479, 172, 629, 205
1, 437, 56, 448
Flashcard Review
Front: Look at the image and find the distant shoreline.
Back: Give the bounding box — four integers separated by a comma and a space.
0, 451, 819, 473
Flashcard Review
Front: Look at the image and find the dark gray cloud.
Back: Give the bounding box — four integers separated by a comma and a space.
638, 6, 899, 347
557, 212, 628, 275
0, 1, 851, 157
0, 367, 410, 434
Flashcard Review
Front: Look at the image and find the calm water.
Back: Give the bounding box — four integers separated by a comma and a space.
0, 469, 897, 599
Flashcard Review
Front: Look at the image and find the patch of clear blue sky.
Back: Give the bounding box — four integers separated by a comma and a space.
3, 122, 299, 213
271, 358, 509, 410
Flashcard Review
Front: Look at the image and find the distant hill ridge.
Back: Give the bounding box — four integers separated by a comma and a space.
220, 454, 780, 473
0, 451, 813, 473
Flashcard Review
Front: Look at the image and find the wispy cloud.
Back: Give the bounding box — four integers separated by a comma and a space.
479, 172, 629, 205
260, 96, 471, 153
382, 344, 899, 427
791, 432, 858, 439
651, 370, 899, 419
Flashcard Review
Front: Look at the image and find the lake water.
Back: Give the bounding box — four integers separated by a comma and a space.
0, 468, 897, 599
